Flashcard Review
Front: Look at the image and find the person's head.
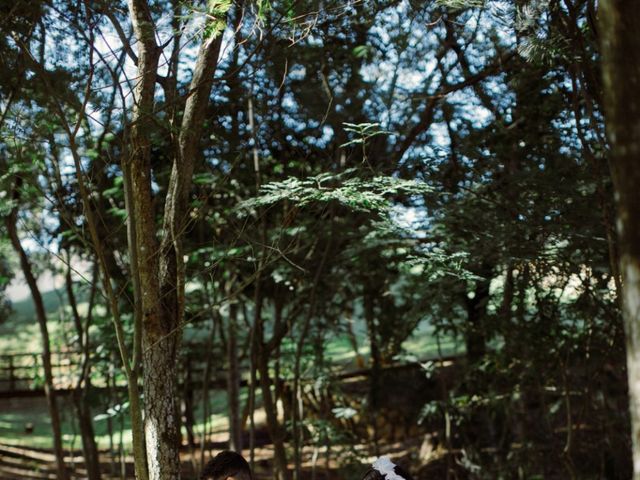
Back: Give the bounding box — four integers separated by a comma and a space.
200, 450, 252, 480
361, 456, 413, 480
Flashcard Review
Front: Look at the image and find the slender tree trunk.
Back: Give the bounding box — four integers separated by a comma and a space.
119, 407, 127, 480
183, 354, 196, 448
227, 302, 243, 451
364, 292, 381, 455
125, 1, 230, 476
345, 306, 364, 368
71, 390, 102, 480
599, 3, 640, 477
200, 318, 215, 469
248, 317, 257, 471
4, 214, 69, 480
183, 351, 197, 476
292, 330, 305, 480
106, 364, 117, 478
255, 299, 289, 480
257, 349, 288, 480
465, 263, 492, 364
65, 262, 101, 480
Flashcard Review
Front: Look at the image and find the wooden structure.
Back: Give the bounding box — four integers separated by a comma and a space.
0, 344, 235, 398
0, 351, 83, 397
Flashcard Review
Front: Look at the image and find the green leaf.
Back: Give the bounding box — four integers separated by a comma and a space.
352, 45, 371, 59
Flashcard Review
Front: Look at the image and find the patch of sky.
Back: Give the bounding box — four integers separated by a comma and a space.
281, 116, 303, 134
447, 92, 493, 129
57, 146, 77, 178
430, 122, 451, 148
391, 204, 429, 239
288, 64, 306, 81
216, 19, 237, 65
303, 33, 324, 48
320, 125, 334, 144
45, 10, 87, 71
17, 209, 58, 256
399, 121, 449, 167
281, 92, 298, 113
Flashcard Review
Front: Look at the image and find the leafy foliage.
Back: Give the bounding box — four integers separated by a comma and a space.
239, 170, 432, 213
0, 0, 630, 478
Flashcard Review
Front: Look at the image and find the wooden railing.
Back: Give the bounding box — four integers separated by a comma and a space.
0, 343, 452, 397
0, 343, 232, 396
0, 351, 85, 393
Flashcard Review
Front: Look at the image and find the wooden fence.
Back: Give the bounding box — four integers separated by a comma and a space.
0, 351, 83, 393
0, 344, 234, 397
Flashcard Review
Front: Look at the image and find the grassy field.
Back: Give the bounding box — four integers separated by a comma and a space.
0, 390, 233, 450
0, 289, 71, 354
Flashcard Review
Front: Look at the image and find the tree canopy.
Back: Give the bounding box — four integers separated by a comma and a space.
0, 0, 635, 479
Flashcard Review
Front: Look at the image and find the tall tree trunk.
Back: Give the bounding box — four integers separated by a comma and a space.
4, 213, 69, 480
200, 315, 216, 470
255, 297, 289, 480
364, 291, 381, 455
183, 353, 196, 449
65, 262, 101, 480
227, 302, 243, 451
126, 1, 230, 476
599, 3, 640, 477
125, 4, 177, 477
71, 390, 102, 480
465, 263, 493, 364
143, 331, 182, 479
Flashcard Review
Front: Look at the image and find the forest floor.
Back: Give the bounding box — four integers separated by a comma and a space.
1, 359, 629, 479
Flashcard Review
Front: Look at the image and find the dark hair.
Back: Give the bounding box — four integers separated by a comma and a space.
200, 450, 252, 480
361, 463, 414, 480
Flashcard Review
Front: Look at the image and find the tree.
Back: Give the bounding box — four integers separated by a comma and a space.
600, 2, 640, 478
0, 0, 636, 477
1, 143, 69, 480
124, 1, 231, 477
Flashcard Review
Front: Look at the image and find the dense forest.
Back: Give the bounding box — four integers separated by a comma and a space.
0, 0, 639, 479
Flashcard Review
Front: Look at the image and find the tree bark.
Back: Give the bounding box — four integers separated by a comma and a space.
71, 390, 102, 480
599, 2, 640, 477
126, 1, 179, 477
255, 297, 289, 480
125, 1, 230, 476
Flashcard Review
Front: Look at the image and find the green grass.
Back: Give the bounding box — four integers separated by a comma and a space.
0, 289, 73, 354
0, 396, 136, 450
0, 389, 234, 450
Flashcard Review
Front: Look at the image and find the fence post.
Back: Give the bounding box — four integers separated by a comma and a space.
8, 356, 15, 391
33, 353, 39, 389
